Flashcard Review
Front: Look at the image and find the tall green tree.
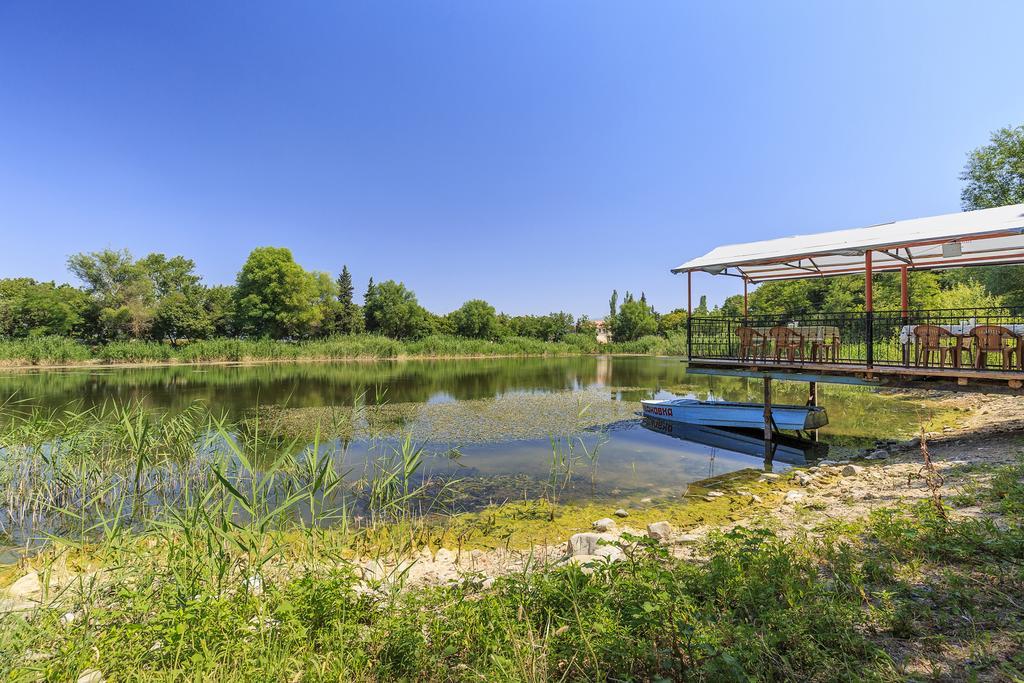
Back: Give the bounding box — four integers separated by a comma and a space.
961, 125, 1024, 210
335, 265, 364, 334
956, 125, 1024, 306
363, 280, 432, 339
233, 247, 320, 338
613, 299, 658, 341
451, 299, 498, 339
67, 249, 156, 340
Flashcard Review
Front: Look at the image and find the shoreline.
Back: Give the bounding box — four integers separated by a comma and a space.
0, 350, 667, 373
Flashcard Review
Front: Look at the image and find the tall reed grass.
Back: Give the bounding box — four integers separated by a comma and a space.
0, 332, 688, 367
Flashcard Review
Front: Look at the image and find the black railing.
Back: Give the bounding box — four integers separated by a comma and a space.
689, 307, 1024, 372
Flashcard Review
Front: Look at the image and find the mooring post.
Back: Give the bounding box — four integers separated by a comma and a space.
763, 376, 774, 468
808, 380, 819, 442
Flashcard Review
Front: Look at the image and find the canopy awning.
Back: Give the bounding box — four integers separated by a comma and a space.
672, 204, 1024, 283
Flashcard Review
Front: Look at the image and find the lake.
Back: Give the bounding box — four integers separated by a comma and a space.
0, 355, 939, 509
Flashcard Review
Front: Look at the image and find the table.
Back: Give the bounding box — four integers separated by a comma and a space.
899, 323, 1024, 369
750, 325, 841, 362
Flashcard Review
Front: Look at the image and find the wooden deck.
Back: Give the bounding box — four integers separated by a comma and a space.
686, 357, 1024, 394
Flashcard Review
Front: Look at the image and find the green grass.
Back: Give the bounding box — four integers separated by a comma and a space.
1, 403, 1023, 680
0, 333, 688, 367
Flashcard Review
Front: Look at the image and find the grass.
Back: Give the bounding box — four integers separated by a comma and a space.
0, 333, 688, 367
2, 404, 1022, 680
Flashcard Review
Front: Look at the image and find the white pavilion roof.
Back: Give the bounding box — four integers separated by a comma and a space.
671, 204, 1024, 283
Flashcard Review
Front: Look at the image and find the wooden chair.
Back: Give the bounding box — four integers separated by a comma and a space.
768, 326, 805, 363
971, 325, 1021, 370
913, 325, 954, 368
735, 326, 767, 362
810, 328, 841, 362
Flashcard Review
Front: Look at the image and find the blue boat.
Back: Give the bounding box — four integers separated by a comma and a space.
640, 398, 828, 431
640, 417, 828, 465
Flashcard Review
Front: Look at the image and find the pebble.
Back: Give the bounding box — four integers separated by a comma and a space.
842, 465, 864, 477
613, 508, 629, 518
794, 472, 813, 486
705, 491, 724, 498
677, 534, 702, 543
77, 670, 105, 683
759, 473, 780, 481
592, 518, 617, 532
751, 494, 763, 503
639, 497, 653, 504
61, 611, 77, 625
647, 521, 673, 541
784, 491, 805, 504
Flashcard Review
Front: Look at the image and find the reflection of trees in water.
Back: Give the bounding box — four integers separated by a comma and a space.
0, 357, 692, 418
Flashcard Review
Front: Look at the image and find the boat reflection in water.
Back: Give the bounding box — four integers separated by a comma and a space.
640, 417, 828, 467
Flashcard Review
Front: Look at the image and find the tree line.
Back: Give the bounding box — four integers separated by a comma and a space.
0, 246, 675, 345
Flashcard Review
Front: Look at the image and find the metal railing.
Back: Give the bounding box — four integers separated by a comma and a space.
688, 307, 1024, 372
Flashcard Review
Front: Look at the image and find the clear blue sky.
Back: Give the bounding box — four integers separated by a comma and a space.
2, 2, 1022, 316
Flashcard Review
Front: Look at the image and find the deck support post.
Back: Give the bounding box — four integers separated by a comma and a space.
901, 265, 910, 366
686, 271, 693, 360
865, 251, 874, 368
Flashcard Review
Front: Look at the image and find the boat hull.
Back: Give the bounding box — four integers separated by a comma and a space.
640, 398, 828, 431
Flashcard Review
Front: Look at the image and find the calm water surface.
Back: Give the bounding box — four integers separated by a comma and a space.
1, 356, 938, 503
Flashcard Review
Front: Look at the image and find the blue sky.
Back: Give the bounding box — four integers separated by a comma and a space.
1, 2, 1022, 316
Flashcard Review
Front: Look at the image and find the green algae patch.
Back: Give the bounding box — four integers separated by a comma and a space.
436, 468, 795, 551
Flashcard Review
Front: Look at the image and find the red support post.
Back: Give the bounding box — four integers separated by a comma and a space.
865, 251, 874, 367
900, 265, 909, 314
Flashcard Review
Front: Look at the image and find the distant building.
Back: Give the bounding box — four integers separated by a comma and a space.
593, 319, 610, 344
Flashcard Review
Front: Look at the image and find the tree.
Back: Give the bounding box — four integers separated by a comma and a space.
609, 290, 618, 319
233, 247, 320, 338
68, 248, 156, 340
202, 285, 236, 337
613, 299, 658, 341
961, 125, 1024, 210
363, 280, 432, 339
959, 125, 1024, 306
152, 292, 212, 343
575, 315, 598, 336
451, 299, 498, 339
658, 309, 688, 335
335, 265, 364, 334
139, 254, 201, 298
310, 271, 343, 337
0, 278, 92, 338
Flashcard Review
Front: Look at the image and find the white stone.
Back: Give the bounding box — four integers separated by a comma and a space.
61, 611, 77, 625
7, 572, 40, 599
751, 494, 763, 503
784, 491, 805, 504
647, 521, 673, 541
640, 497, 653, 503
842, 465, 864, 477
759, 473, 780, 481
794, 473, 813, 486
676, 534, 702, 543
613, 508, 629, 518
592, 518, 617, 532
77, 670, 105, 683
705, 491, 724, 498
244, 575, 263, 596
567, 532, 621, 559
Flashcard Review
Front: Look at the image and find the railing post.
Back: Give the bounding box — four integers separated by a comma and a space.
686, 271, 693, 360
865, 251, 873, 368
